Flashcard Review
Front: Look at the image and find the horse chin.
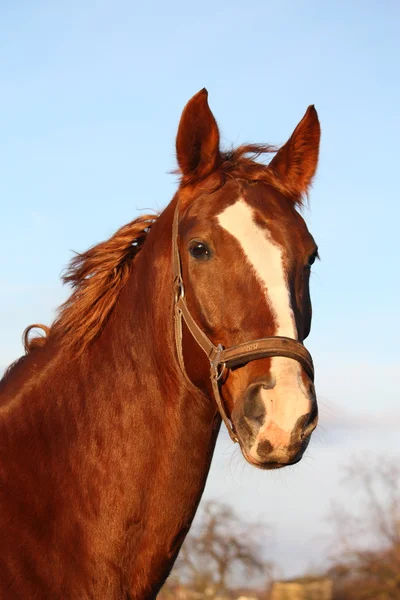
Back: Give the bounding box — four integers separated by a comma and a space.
241, 446, 303, 471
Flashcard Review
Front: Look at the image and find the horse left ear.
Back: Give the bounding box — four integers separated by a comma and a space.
176, 88, 221, 184
269, 105, 320, 201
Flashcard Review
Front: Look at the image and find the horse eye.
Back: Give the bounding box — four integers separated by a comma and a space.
307, 251, 318, 267
189, 241, 211, 260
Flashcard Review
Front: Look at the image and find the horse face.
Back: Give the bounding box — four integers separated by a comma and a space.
175, 90, 320, 470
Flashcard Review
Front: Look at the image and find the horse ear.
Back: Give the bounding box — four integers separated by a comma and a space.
176, 88, 221, 183
269, 105, 320, 201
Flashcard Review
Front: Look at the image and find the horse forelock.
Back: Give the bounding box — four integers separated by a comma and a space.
177, 144, 307, 206
23, 214, 158, 357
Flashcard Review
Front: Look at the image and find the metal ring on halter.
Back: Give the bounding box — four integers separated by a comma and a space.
174, 278, 185, 302
212, 362, 227, 382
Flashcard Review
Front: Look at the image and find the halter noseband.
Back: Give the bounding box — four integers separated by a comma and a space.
172, 203, 314, 444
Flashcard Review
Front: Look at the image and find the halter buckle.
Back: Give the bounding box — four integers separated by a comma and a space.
212, 362, 227, 382
210, 344, 226, 381
174, 277, 185, 303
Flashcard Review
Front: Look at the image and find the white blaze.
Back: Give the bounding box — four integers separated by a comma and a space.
217, 198, 297, 340
218, 198, 309, 452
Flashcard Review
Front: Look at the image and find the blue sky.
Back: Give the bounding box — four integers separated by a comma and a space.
1, 0, 399, 579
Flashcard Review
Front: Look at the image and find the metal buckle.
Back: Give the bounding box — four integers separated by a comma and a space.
213, 362, 227, 382
210, 344, 226, 381
174, 277, 185, 303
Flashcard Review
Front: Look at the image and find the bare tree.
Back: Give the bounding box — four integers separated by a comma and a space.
168, 499, 273, 596
327, 455, 400, 599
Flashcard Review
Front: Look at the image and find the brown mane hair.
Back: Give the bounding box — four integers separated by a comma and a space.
25, 214, 157, 355
220, 144, 305, 201
179, 144, 308, 204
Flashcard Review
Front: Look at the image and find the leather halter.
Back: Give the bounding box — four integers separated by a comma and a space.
172, 203, 314, 444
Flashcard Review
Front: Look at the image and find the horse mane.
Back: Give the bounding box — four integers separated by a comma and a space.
221, 144, 308, 203
24, 214, 157, 355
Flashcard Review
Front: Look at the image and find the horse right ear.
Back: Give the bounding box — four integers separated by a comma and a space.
269, 105, 320, 201
176, 89, 221, 184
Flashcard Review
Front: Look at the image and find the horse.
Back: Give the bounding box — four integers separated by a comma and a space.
0, 89, 320, 599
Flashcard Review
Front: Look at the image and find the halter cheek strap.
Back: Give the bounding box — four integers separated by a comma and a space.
172, 203, 314, 444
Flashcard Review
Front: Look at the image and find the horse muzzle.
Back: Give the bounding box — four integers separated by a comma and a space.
232, 374, 318, 469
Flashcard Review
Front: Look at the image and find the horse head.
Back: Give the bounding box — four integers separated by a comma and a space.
172, 89, 320, 470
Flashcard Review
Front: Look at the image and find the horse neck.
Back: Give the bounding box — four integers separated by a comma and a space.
81, 201, 221, 592
0, 202, 220, 597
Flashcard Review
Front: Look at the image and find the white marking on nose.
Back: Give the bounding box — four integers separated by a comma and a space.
217, 198, 310, 453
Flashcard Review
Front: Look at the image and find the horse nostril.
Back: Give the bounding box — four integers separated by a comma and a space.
299, 405, 319, 440
243, 384, 266, 428
301, 417, 318, 440
250, 413, 265, 427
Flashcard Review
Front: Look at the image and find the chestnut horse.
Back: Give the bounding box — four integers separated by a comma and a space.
0, 89, 320, 599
